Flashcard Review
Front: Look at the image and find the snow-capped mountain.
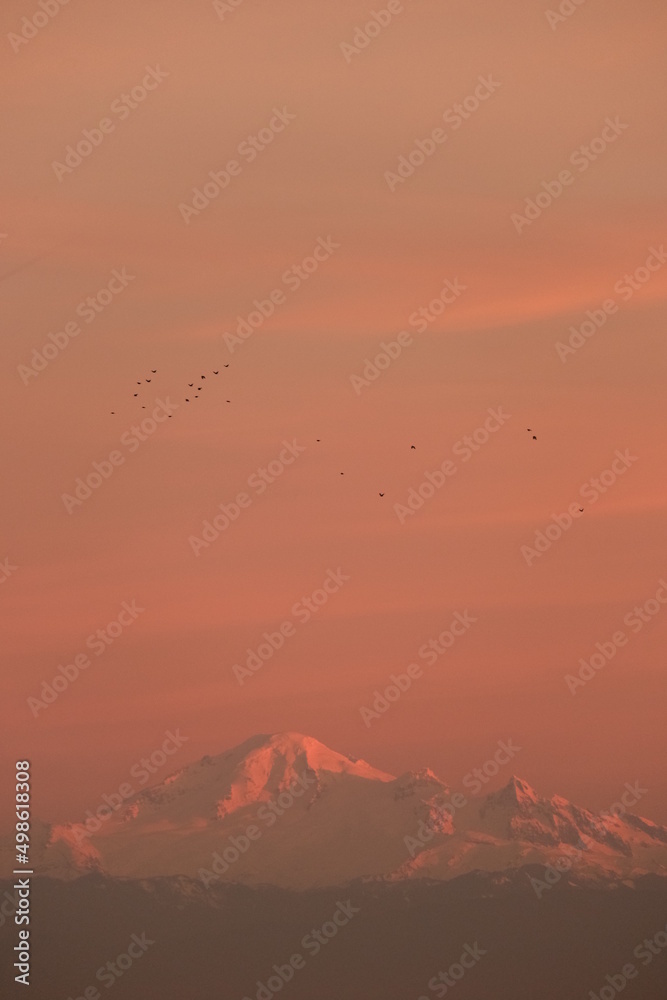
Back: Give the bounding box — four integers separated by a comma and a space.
8, 733, 667, 888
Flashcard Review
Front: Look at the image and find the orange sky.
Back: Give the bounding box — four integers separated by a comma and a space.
1, 0, 666, 829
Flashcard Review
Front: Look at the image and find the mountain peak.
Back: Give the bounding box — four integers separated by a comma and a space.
229, 731, 395, 783
477, 775, 541, 817
86, 731, 396, 831
12, 736, 667, 890
503, 775, 540, 805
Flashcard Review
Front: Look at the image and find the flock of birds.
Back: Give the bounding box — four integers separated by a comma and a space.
110, 366, 231, 415
370, 427, 582, 509
111, 379, 578, 507
369, 434, 549, 500
374, 444, 417, 495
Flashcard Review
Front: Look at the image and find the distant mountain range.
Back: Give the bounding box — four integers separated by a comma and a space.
7, 732, 667, 889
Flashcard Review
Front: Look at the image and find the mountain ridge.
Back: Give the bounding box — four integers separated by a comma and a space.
4, 732, 666, 889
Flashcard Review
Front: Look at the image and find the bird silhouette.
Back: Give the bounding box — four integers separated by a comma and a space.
532, 435, 537, 440
213, 371, 219, 375
224, 364, 229, 368
111, 411, 115, 414
186, 398, 190, 402
188, 383, 193, 387
201, 375, 205, 379
151, 370, 156, 373
411, 445, 416, 450
146, 379, 151, 383
579, 507, 584, 512
379, 492, 384, 497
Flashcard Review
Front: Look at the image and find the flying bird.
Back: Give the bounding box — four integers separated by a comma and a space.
532, 435, 537, 440
410, 445, 416, 450
224, 364, 229, 368
151, 370, 156, 373
379, 492, 384, 497
133, 393, 138, 397
213, 371, 219, 375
